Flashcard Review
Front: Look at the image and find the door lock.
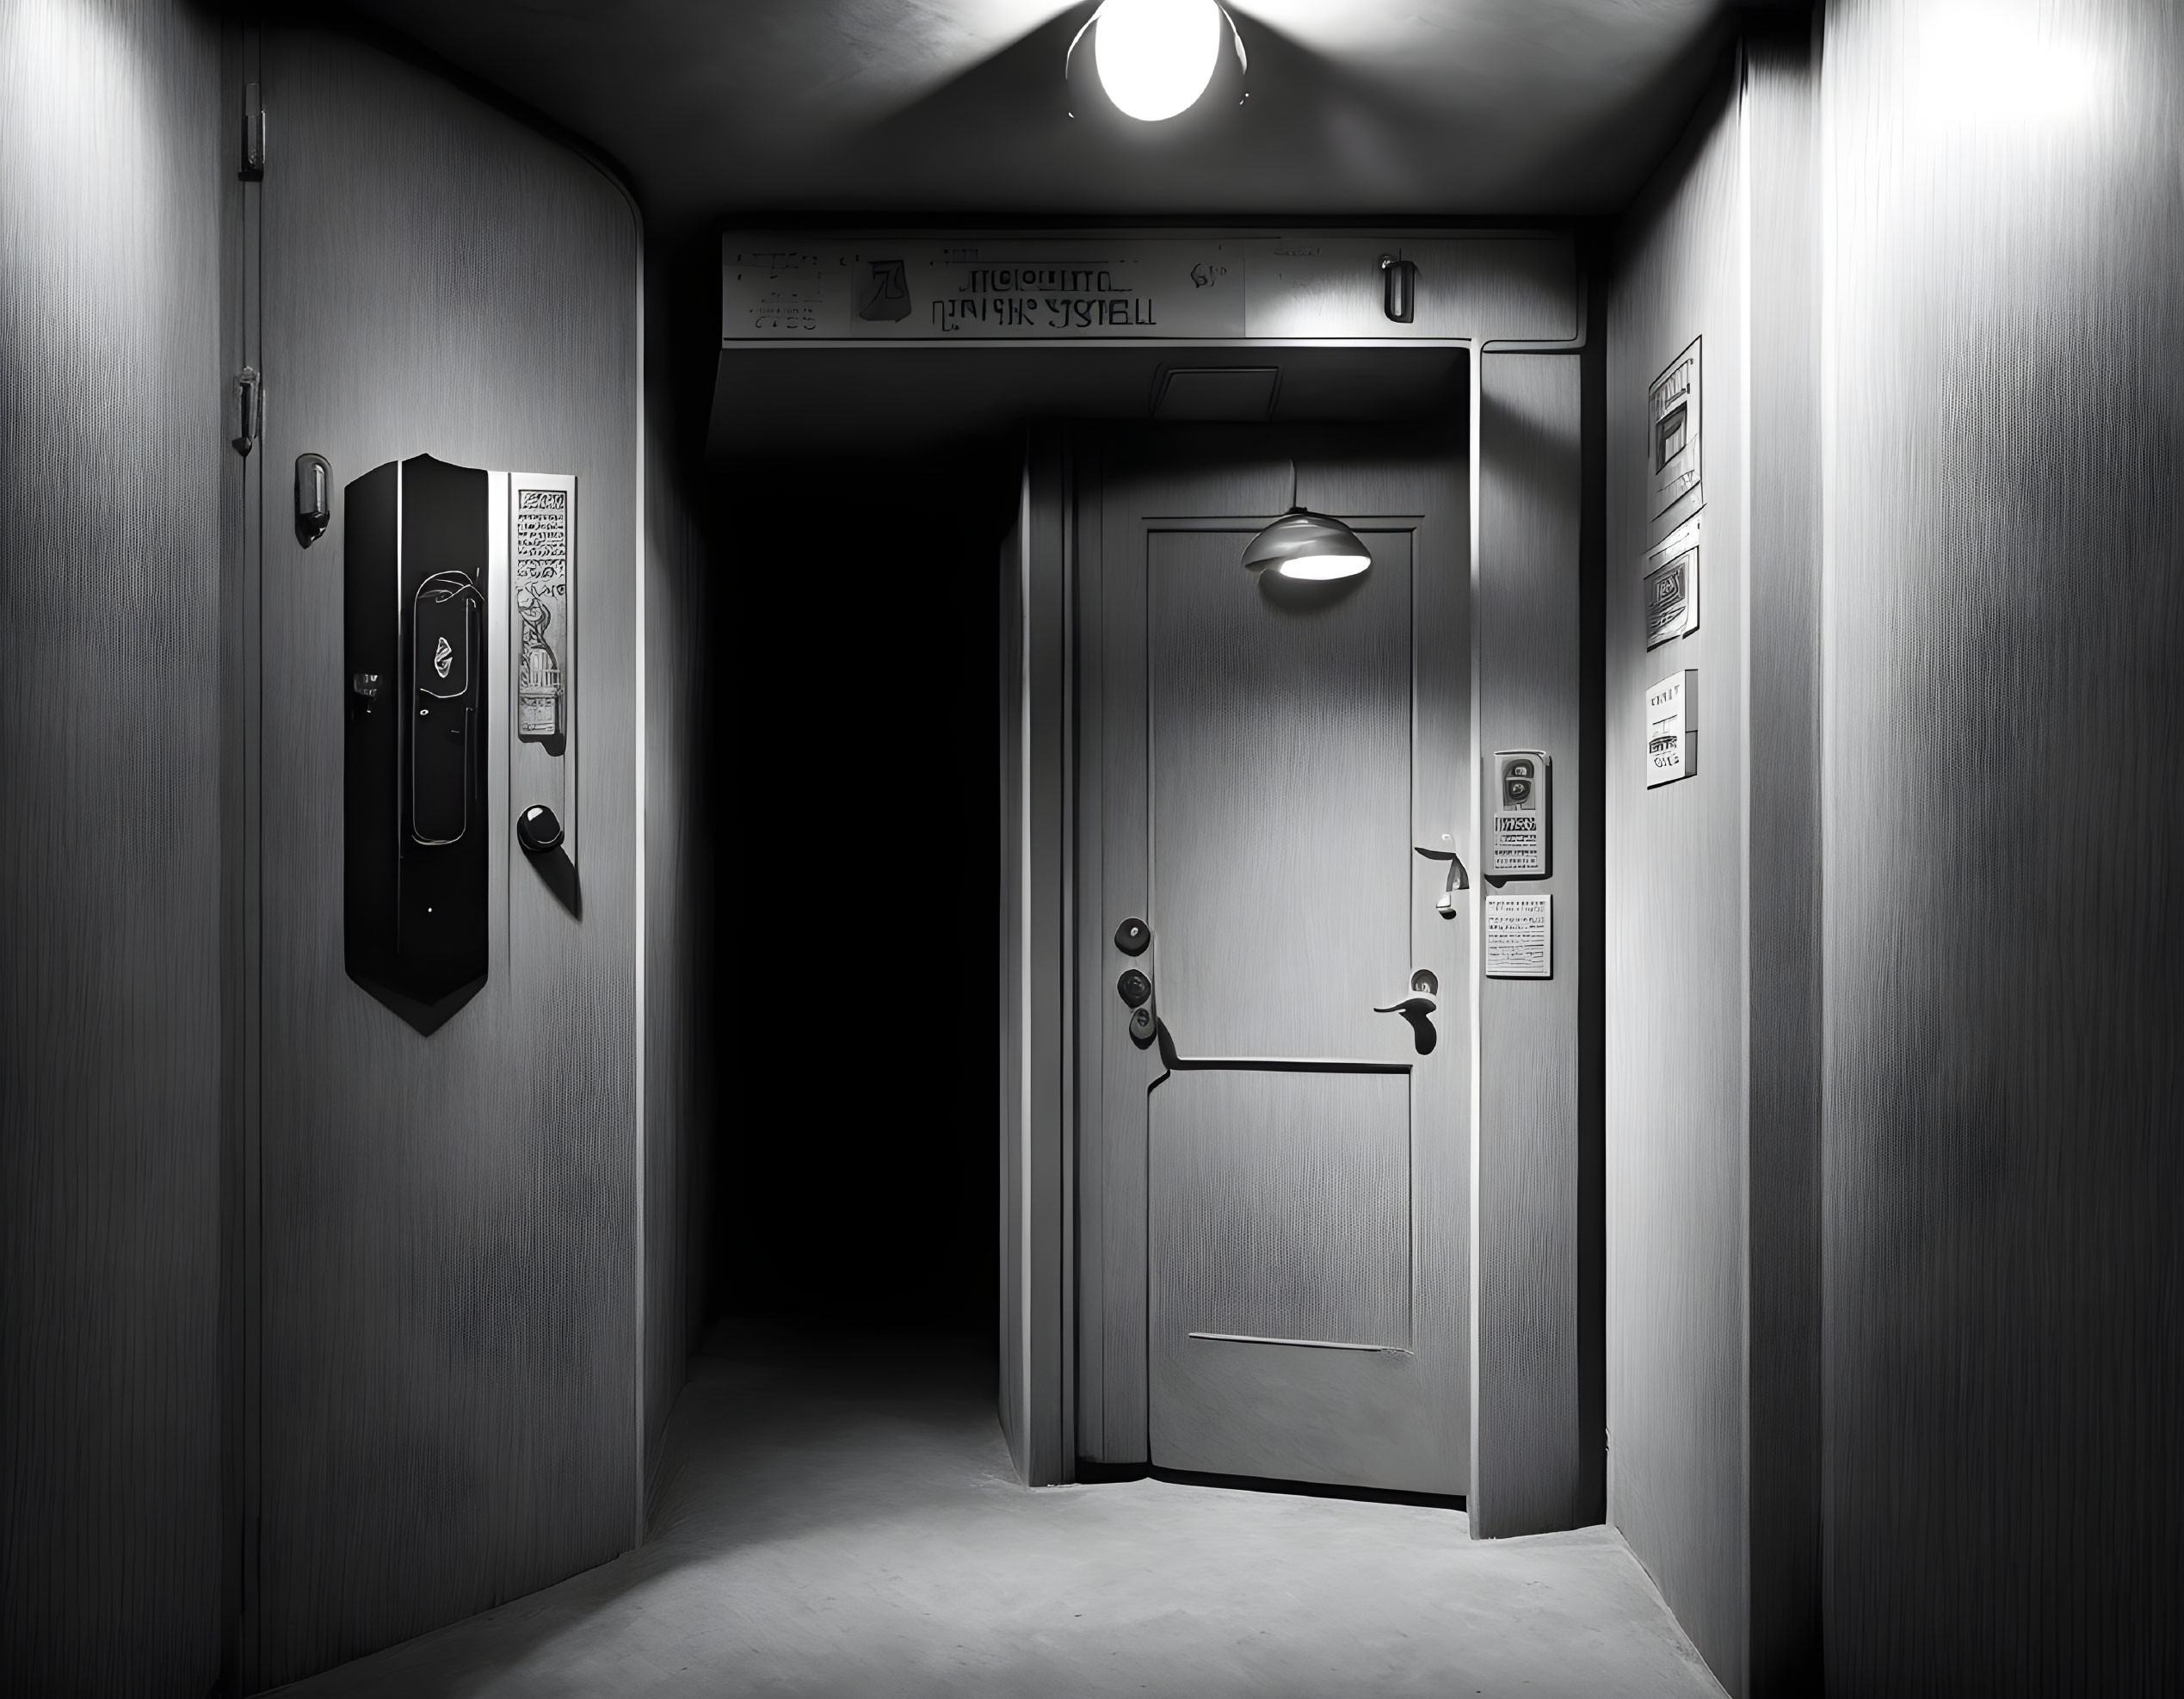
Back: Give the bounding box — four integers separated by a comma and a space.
1114, 917, 1151, 956
1116, 968, 1152, 1009
1127, 1004, 1158, 1047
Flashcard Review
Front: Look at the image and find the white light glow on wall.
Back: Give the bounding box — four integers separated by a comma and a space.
1918, 5, 2102, 127
1094, 0, 1223, 121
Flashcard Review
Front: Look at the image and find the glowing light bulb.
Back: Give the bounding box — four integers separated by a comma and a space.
1095, 0, 1223, 122
1277, 554, 1372, 582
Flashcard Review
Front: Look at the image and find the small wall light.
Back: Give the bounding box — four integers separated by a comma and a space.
1068, 0, 1246, 123
1242, 508, 1374, 580
1243, 462, 1372, 580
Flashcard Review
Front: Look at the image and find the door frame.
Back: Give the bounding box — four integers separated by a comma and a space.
999, 256, 1599, 1529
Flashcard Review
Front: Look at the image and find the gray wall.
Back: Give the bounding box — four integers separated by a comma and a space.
1001, 435, 1070, 1488
643, 249, 711, 1500
1605, 28, 1824, 1694
1612, 2, 2181, 1690
1605, 63, 1755, 1694
248, 27, 645, 1684
0, 1, 226, 1691
1740, 25, 1821, 1695
1819, 0, 2183, 1688
1474, 350, 1599, 1536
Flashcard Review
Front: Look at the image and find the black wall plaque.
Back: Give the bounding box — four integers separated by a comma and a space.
345, 454, 490, 1033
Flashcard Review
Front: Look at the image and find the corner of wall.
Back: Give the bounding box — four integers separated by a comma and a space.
1602, 20, 1825, 1692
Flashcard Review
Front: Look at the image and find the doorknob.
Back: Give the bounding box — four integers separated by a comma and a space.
1373, 968, 1440, 1017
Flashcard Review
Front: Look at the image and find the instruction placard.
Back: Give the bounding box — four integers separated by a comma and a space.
1484, 894, 1552, 979
1645, 669, 1696, 788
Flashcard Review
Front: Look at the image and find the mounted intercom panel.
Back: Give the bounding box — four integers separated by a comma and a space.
1487, 751, 1550, 878
346, 454, 490, 1034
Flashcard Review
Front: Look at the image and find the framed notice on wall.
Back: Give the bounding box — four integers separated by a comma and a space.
1648, 337, 1702, 517
1644, 514, 1700, 649
1484, 894, 1552, 979
1645, 669, 1697, 788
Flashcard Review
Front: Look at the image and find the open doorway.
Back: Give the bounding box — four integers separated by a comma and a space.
704, 442, 1021, 1351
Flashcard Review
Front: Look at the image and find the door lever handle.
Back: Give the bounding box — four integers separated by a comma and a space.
1415, 842, 1469, 914
295, 452, 330, 547
1374, 968, 1440, 1017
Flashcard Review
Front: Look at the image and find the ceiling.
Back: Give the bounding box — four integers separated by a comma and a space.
337, 0, 1740, 236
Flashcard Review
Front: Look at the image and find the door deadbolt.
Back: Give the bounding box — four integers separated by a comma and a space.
1116, 968, 1152, 1009
1127, 1004, 1158, 1047
1114, 917, 1151, 956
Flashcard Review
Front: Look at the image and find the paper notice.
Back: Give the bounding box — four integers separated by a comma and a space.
1484, 894, 1552, 979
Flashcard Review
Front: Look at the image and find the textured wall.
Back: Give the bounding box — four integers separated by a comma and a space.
251, 28, 643, 1685
1605, 34, 1826, 1693
1740, 22, 1821, 1696
1604, 63, 1752, 1692
1474, 351, 1597, 1535
0, 2, 225, 1691
1820, 0, 2184, 1688
643, 247, 710, 1500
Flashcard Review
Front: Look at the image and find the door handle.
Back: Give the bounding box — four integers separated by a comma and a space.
295, 452, 330, 546
1373, 968, 1440, 1017
1415, 841, 1469, 915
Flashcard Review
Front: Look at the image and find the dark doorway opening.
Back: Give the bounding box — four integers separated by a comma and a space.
704, 440, 1020, 1348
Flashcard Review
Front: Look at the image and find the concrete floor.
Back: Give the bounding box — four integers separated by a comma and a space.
275, 1327, 1725, 1698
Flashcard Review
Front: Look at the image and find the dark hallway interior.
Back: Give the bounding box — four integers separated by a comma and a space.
4, 2, 2181, 1696
706, 445, 1021, 1344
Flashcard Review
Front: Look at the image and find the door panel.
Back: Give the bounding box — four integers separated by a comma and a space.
1149, 530, 1414, 1060
1152, 1070, 1411, 1350
1091, 432, 1470, 1497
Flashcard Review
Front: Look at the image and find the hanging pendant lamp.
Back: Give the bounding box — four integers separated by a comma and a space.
1242, 466, 1373, 580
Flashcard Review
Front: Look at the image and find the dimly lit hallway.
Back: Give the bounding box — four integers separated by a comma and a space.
271, 1328, 1723, 1698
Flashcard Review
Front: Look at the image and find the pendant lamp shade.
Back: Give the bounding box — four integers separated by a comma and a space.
1241, 506, 1373, 580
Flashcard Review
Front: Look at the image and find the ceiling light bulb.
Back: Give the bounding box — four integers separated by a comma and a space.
1095, 0, 1223, 122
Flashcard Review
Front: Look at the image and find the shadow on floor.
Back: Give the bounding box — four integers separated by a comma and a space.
270, 1325, 1724, 1698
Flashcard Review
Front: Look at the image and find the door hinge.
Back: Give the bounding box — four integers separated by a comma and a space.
232, 368, 262, 456
239, 82, 265, 180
